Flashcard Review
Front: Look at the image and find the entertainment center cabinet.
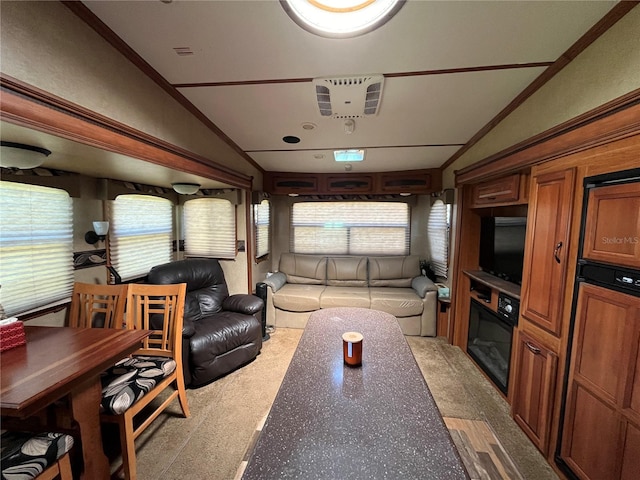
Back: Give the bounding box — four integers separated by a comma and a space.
450, 98, 640, 480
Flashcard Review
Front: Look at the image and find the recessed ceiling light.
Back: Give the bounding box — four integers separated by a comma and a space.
302, 122, 316, 130
283, 136, 301, 144
334, 149, 365, 162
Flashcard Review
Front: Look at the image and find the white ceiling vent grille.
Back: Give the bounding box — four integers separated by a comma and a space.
313, 75, 384, 119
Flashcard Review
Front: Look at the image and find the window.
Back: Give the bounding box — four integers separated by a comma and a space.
184, 198, 236, 259
291, 201, 409, 255
108, 195, 172, 281
254, 199, 270, 259
0, 181, 73, 316
427, 199, 451, 278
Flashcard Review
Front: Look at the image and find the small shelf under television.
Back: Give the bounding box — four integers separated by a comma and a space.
463, 270, 521, 300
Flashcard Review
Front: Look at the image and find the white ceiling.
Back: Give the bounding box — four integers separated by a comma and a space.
2, 1, 620, 185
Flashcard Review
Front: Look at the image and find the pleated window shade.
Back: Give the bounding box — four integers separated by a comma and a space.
291, 201, 409, 255
254, 200, 270, 259
0, 181, 73, 316
184, 198, 236, 259
108, 195, 172, 281
427, 199, 450, 278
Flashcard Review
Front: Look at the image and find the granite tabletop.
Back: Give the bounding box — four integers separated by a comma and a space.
242, 307, 468, 479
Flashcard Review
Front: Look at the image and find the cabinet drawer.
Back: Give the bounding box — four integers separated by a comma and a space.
472, 174, 521, 206
326, 175, 373, 193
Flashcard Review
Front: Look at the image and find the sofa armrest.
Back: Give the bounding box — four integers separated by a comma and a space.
262, 272, 287, 293
223, 294, 264, 315
411, 276, 437, 298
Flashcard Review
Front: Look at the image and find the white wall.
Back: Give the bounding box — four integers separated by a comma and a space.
443, 7, 640, 187
0, 1, 262, 185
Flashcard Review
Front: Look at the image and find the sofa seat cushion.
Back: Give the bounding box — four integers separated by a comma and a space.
320, 286, 370, 309
273, 284, 325, 312
101, 356, 177, 415
369, 287, 424, 317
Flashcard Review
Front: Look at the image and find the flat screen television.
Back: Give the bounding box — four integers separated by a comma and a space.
479, 216, 527, 285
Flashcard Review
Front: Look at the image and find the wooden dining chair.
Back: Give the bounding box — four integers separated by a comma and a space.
99, 283, 190, 480
67, 282, 127, 328
0, 431, 74, 480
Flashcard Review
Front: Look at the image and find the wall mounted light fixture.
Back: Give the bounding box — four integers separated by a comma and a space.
172, 183, 200, 195
85, 221, 109, 244
0, 141, 51, 169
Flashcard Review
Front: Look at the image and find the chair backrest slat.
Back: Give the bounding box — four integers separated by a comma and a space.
68, 283, 127, 328
124, 283, 187, 360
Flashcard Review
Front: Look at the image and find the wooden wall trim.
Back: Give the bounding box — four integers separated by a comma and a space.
455, 89, 640, 185
444, 1, 639, 174
61, 1, 264, 175
0, 75, 253, 190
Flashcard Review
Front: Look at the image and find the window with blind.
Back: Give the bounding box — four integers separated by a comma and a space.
108, 194, 173, 281
0, 181, 73, 316
254, 199, 270, 259
291, 202, 409, 255
184, 198, 236, 259
427, 199, 451, 278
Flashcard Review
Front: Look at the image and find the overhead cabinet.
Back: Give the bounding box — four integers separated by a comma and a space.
471, 173, 528, 207
264, 169, 441, 195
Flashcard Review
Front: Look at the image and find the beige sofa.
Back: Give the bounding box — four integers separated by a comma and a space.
261, 253, 437, 336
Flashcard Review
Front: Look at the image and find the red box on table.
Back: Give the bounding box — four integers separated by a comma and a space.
0, 320, 26, 352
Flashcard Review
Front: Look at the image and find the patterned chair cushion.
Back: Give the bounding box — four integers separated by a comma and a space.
101, 356, 177, 415
1, 431, 74, 480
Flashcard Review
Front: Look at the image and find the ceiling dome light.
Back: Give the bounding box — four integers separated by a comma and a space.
172, 183, 200, 195
281, 0, 405, 38
0, 141, 51, 169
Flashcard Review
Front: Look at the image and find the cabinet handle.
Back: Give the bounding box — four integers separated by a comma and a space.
553, 241, 563, 264
525, 341, 541, 355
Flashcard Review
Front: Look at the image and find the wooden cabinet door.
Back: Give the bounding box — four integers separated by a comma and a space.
582, 181, 640, 269
520, 168, 575, 336
471, 174, 521, 207
560, 283, 640, 480
511, 330, 557, 455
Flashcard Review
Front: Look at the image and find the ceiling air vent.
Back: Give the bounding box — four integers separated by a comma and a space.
313, 75, 384, 119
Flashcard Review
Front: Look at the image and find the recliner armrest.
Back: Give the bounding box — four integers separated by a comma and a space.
412, 276, 437, 298
182, 317, 197, 338
261, 272, 287, 292
223, 294, 264, 315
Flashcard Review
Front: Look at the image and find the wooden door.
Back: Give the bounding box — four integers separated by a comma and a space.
511, 330, 557, 455
520, 168, 575, 336
582, 181, 640, 269
561, 282, 640, 480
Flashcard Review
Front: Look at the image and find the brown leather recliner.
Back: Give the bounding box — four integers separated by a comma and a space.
147, 258, 263, 387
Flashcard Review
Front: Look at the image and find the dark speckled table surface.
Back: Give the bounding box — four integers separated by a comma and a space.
242, 307, 469, 479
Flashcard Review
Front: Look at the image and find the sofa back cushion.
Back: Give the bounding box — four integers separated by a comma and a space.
279, 253, 327, 285
327, 256, 368, 286
148, 258, 229, 322
368, 255, 420, 287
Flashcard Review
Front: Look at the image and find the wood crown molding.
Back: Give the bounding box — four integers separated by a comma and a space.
0, 74, 253, 190
455, 88, 640, 185
444, 1, 639, 174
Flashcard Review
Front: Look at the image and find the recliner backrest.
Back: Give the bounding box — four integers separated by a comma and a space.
148, 258, 229, 322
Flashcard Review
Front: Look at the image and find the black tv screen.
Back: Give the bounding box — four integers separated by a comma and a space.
479, 216, 527, 285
